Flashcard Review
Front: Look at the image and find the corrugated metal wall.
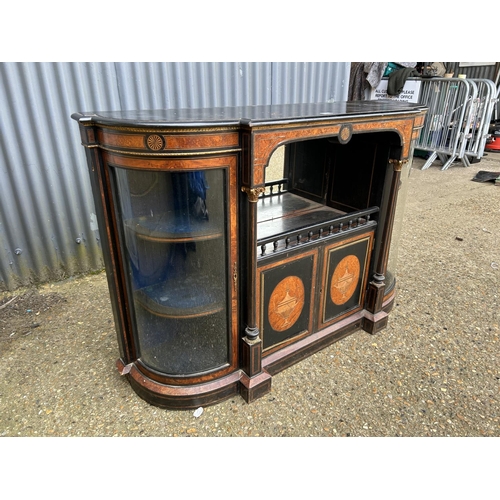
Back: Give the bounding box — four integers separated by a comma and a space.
442, 62, 500, 82
0, 62, 350, 291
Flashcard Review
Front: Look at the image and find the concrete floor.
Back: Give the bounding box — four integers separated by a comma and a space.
2, 152, 499, 433
1, 150, 499, 494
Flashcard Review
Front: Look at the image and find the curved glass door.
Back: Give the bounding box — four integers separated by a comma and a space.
112, 167, 229, 375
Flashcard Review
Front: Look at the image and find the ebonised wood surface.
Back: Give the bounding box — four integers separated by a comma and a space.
257, 193, 345, 241
72, 101, 427, 128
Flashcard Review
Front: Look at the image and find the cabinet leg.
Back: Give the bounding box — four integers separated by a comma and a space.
239, 335, 272, 403
363, 279, 388, 334
239, 370, 272, 403
240, 335, 262, 377
362, 310, 388, 334
365, 280, 385, 314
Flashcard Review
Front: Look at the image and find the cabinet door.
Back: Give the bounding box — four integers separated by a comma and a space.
318, 230, 374, 331
257, 249, 318, 353
107, 155, 238, 378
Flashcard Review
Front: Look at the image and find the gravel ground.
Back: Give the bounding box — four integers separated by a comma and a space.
1, 154, 499, 441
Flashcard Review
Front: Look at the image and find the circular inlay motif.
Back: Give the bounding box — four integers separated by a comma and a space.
338, 124, 353, 144
146, 134, 164, 151
268, 276, 305, 332
330, 255, 360, 305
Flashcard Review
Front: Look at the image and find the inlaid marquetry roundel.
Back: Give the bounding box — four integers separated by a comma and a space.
330, 255, 360, 305
268, 276, 305, 332
146, 134, 164, 151
338, 123, 353, 144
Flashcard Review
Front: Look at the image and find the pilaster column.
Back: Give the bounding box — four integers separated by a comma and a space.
364, 158, 407, 334
239, 186, 272, 402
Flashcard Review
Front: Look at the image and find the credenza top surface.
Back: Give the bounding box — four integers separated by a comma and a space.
72, 101, 427, 129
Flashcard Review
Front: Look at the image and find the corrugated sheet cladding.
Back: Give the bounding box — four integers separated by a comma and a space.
0, 62, 350, 290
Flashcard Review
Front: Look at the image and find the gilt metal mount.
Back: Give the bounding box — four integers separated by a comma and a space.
389, 159, 408, 172
241, 186, 266, 202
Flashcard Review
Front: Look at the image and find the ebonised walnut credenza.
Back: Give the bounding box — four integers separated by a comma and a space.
72, 101, 427, 409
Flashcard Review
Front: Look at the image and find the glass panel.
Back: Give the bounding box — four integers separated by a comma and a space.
112, 167, 229, 375
266, 146, 285, 183
386, 148, 414, 292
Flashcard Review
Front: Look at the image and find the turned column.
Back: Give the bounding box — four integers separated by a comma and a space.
364, 158, 407, 333
239, 185, 272, 402
240, 186, 265, 368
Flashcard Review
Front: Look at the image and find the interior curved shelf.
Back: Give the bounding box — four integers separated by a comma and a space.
135, 274, 225, 319
125, 213, 223, 243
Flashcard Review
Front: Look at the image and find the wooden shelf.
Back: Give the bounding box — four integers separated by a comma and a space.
257, 192, 345, 242
135, 274, 225, 319
125, 213, 223, 243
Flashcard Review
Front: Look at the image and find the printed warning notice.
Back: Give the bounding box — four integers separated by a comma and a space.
369, 79, 421, 103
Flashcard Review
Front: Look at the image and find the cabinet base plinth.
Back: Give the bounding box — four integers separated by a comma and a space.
239, 371, 272, 403
365, 281, 386, 313
362, 310, 389, 334
263, 311, 364, 376
116, 359, 240, 410
240, 335, 263, 377
116, 297, 398, 409
362, 287, 396, 334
